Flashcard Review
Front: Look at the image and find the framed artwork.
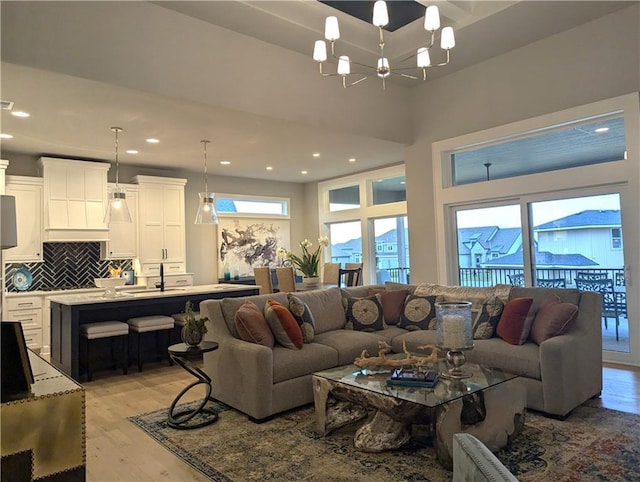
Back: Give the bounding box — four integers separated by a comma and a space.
218, 218, 290, 278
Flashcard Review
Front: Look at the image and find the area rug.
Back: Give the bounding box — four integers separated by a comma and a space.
129, 401, 640, 482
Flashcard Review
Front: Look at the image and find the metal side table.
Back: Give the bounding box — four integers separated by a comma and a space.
167, 341, 219, 430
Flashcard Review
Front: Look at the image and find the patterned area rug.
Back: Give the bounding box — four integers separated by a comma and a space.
129, 401, 640, 481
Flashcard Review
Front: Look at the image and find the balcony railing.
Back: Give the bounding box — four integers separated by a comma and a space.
377, 267, 410, 284
459, 267, 625, 289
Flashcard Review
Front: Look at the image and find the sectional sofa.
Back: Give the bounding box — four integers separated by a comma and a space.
200, 282, 602, 422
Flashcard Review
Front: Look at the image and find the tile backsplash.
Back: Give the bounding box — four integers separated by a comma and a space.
5, 242, 132, 292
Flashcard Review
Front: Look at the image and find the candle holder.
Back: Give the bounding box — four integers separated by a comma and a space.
435, 301, 474, 379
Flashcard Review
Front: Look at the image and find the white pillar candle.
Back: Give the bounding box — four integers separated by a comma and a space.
443, 314, 466, 349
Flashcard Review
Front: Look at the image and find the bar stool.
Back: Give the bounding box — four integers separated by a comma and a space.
126, 315, 175, 372
80, 321, 129, 381
170, 311, 201, 345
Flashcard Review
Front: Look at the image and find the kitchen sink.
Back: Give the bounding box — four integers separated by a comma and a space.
127, 287, 186, 294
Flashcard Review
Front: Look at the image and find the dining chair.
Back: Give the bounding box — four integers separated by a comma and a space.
276, 267, 297, 293
575, 277, 619, 341
253, 267, 274, 295
345, 263, 364, 285
322, 263, 340, 284
339, 267, 362, 287
535, 278, 566, 288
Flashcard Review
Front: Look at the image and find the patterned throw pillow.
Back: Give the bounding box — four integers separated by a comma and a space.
399, 294, 438, 331
287, 293, 315, 343
264, 299, 304, 349
234, 301, 275, 348
342, 292, 386, 332
472, 296, 505, 339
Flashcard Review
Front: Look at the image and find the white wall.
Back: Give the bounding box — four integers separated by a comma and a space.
405, 5, 640, 284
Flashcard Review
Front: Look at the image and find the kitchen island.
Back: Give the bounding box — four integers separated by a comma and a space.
49, 284, 258, 381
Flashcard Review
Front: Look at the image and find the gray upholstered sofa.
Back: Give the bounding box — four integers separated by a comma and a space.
200, 282, 602, 422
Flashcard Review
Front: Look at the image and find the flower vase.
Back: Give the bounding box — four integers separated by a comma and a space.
302, 276, 320, 288
181, 325, 203, 347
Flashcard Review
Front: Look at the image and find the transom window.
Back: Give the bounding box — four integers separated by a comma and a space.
216, 195, 289, 217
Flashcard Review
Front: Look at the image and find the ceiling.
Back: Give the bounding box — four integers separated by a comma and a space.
0, 1, 632, 183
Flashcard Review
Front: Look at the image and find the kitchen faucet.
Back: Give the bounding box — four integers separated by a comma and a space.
155, 262, 165, 291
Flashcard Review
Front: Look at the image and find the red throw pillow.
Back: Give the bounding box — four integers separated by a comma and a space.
264, 299, 304, 349
367, 288, 409, 325
234, 301, 275, 348
529, 294, 578, 345
496, 297, 534, 345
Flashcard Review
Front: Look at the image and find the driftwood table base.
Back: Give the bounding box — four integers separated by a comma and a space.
312, 372, 526, 468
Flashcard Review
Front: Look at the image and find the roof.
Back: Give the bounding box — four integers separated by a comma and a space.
482, 251, 598, 268
457, 227, 521, 255
535, 210, 620, 231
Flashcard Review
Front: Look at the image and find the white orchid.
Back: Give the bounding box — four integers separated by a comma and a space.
287, 236, 330, 277
318, 236, 329, 247
276, 246, 288, 259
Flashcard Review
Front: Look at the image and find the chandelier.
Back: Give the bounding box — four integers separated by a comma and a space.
312, 1, 456, 89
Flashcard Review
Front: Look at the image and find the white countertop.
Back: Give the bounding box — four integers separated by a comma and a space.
47, 283, 258, 306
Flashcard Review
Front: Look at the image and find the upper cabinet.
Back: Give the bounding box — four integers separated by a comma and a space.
4, 176, 44, 263
38, 157, 109, 242
101, 183, 138, 260
133, 175, 187, 275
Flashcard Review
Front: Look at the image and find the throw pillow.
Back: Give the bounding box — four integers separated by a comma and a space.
529, 294, 578, 345
367, 288, 409, 325
287, 293, 315, 343
472, 296, 505, 339
234, 301, 275, 348
342, 292, 386, 332
399, 294, 438, 331
496, 297, 534, 345
264, 299, 304, 349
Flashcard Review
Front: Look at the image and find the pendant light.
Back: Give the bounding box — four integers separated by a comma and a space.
194, 139, 218, 224
104, 126, 132, 224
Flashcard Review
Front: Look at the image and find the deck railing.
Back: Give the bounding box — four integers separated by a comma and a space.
458, 267, 625, 288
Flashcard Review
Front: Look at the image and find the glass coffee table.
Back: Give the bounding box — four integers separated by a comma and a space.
312, 358, 525, 469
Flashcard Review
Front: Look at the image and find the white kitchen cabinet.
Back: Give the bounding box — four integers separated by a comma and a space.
4, 176, 44, 263
133, 175, 187, 275
101, 183, 138, 259
39, 157, 109, 242
5, 295, 44, 353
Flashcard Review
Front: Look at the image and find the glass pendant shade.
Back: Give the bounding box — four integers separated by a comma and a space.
324, 16, 340, 41
372, 1, 389, 27
313, 40, 327, 62
104, 187, 132, 224
441, 27, 456, 49
424, 6, 440, 31
194, 192, 218, 224
105, 126, 132, 224
377, 58, 390, 78
194, 140, 219, 225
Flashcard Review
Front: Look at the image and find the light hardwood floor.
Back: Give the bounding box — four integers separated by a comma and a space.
83, 361, 640, 482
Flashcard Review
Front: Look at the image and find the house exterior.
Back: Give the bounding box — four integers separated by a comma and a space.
457, 227, 522, 268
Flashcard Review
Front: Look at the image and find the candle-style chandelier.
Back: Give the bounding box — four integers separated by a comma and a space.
312, 1, 456, 89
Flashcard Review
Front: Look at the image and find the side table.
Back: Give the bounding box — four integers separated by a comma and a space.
167, 341, 219, 430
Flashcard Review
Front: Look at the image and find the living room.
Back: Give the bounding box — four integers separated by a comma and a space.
1, 1, 639, 480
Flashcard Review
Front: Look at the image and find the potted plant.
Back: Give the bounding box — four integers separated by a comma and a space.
286, 236, 329, 287
181, 300, 209, 347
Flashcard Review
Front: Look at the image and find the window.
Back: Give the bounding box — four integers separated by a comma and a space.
216, 195, 289, 217
446, 115, 625, 186
328, 221, 362, 265
372, 176, 406, 205
328, 185, 360, 212
611, 228, 623, 249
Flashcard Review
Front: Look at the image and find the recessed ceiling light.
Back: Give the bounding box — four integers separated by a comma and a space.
11, 111, 30, 118
0, 133, 13, 139
312, 153, 320, 158
126, 149, 138, 154
220, 161, 231, 165
266, 166, 273, 171
301, 170, 308, 175
594, 127, 609, 133
146, 138, 160, 144
348, 158, 356, 163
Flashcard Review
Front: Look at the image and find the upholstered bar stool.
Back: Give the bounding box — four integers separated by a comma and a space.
126, 315, 175, 372
80, 321, 129, 381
